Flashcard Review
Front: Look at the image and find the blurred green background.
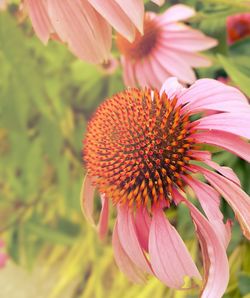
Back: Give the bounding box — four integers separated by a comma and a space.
1, 0, 250, 297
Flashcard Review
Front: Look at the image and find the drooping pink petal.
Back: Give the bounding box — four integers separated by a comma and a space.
156, 46, 196, 84
115, 0, 144, 34
88, 0, 136, 42
195, 112, 250, 139
158, 4, 195, 24
80, 174, 96, 226
151, 52, 173, 88
48, 0, 112, 63
204, 160, 241, 186
121, 57, 137, 86
97, 194, 109, 240
117, 204, 153, 274
184, 176, 231, 248
187, 150, 211, 162
25, 0, 53, 44
135, 207, 151, 252
112, 222, 147, 283
199, 167, 250, 240
179, 78, 248, 110
194, 130, 250, 163
141, 57, 162, 89
134, 62, 148, 87
148, 207, 201, 288
160, 77, 185, 98
173, 190, 229, 298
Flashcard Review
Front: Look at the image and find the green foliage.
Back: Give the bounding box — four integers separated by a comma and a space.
1, 0, 250, 297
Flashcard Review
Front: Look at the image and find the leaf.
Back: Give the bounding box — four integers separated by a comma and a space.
25, 221, 76, 246
230, 37, 250, 56
217, 54, 250, 97
238, 272, 250, 295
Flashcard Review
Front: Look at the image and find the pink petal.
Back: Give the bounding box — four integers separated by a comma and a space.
0, 253, 8, 268
148, 207, 201, 289
156, 46, 196, 84
48, 0, 112, 63
179, 78, 249, 111
80, 174, 96, 226
135, 207, 151, 252
141, 57, 162, 88
159, 4, 195, 24
115, 0, 144, 34
150, 52, 172, 86
194, 130, 250, 163
161, 25, 217, 52
25, 0, 53, 44
195, 112, 250, 139
112, 221, 147, 283
134, 62, 148, 87
117, 204, 153, 274
173, 190, 229, 298
160, 77, 185, 99
200, 167, 250, 240
88, 0, 135, 42
188, 150, 212, 161
121, 57, 137, 87
169, 51, 212, 67
97, 194, 109, 240
205, 160, 241, 186
184, 176, 231, 248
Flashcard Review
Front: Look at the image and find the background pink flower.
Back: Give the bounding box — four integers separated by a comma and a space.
24, 0, 163, 63
0, 240, 8, 268
227, 13, 250, 44
116, 4, 218, 88
82, 77, 250, 298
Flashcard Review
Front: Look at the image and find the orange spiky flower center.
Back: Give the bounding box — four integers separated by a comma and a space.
116, 16, 160, 61
84, 88, 197, 208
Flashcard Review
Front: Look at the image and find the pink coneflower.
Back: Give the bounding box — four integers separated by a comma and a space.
227, 13, 250, 44
116, 4, 218, 88
81, 77, 250, 297
0, 240, 7, 268
23, 0, 163, 63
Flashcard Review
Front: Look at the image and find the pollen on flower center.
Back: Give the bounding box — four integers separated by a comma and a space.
84, 88, 197, 207
116, 16, 160, 60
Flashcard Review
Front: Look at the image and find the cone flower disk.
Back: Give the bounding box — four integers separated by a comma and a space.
81, 77, 250, 297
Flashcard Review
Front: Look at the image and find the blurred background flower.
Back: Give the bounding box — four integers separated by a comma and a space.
0, 240, 8, 268
23, 0, 163, 63
117, 4, 217, 88
0, 0, 250, 298
227, 13, 250, 44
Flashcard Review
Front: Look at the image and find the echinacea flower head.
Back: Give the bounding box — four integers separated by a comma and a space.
23, 0, 163, 63
227, 13, 250, 44
82, 77, 250, 297
116, 4, 218, 88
